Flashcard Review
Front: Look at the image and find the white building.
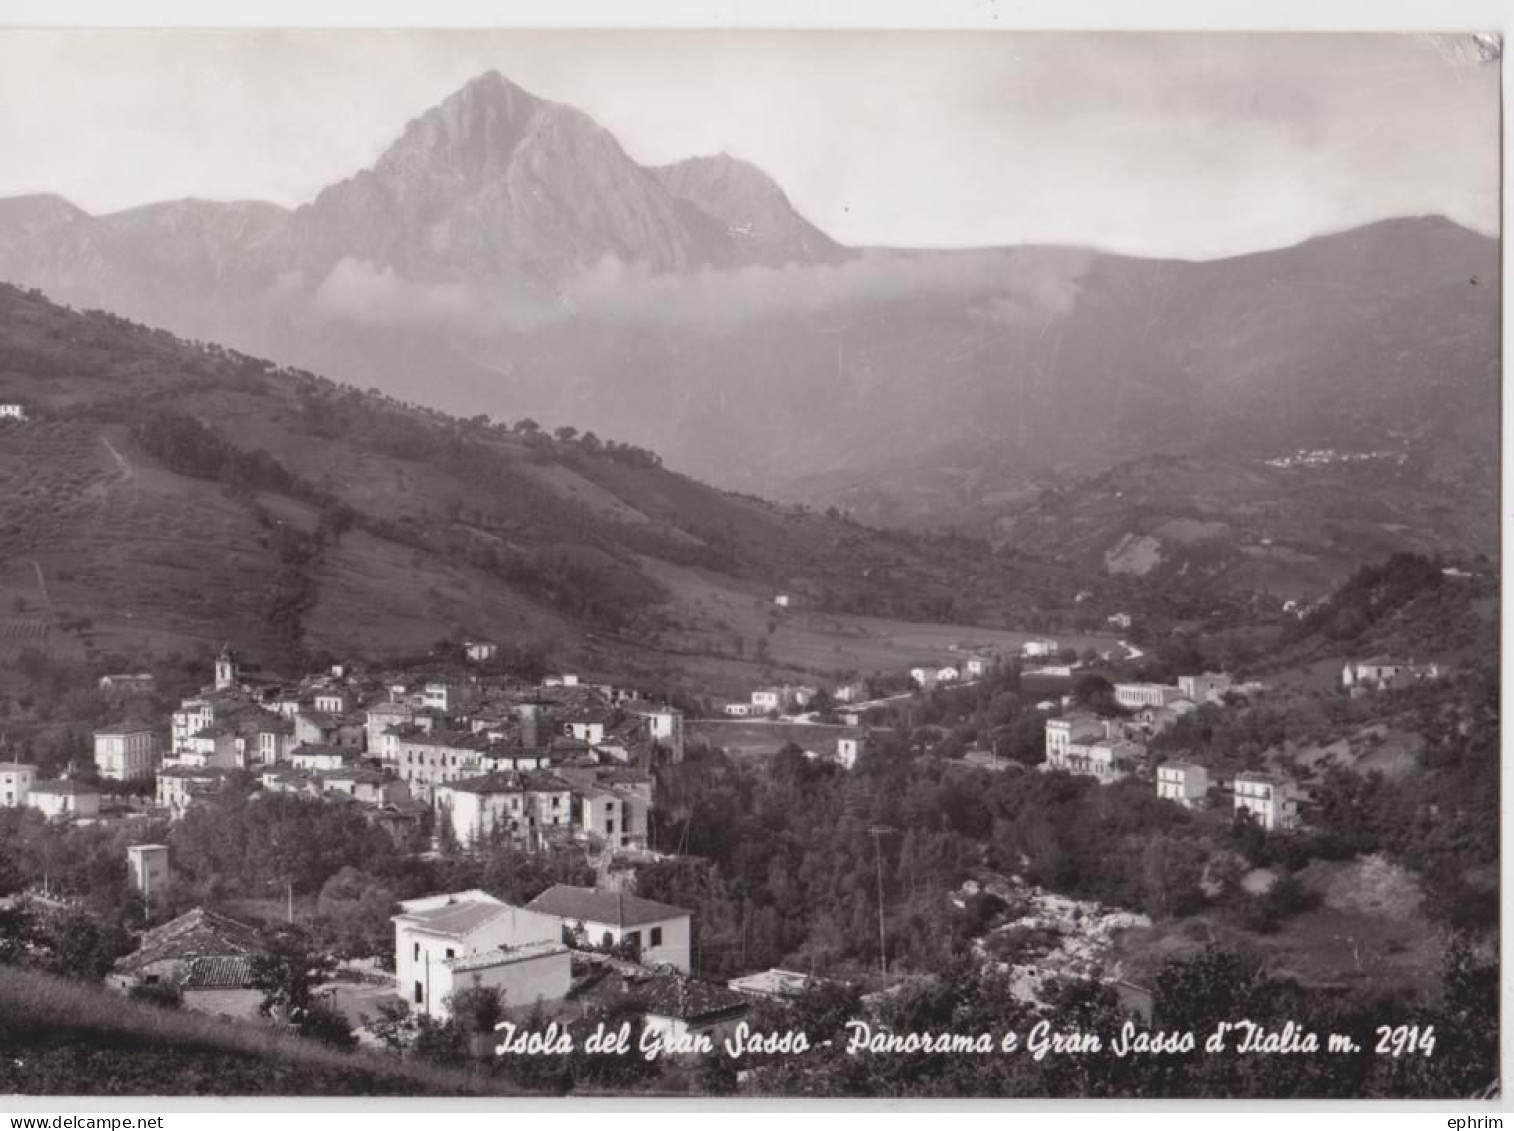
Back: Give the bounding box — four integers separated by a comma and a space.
1044, 714, 1105, 765
1177, 672, 1233, 704
1108, 613, 1133, 630
833, 681, 866, 704
963, 654, 994, 679
94, 725, 159, 780
1048, 737, 1145, 783
98, 673, 155, 696
1113, 682, 1187, 710
0, 403, 27, 420
1341, 657, 1443, 691
751, 687, 787, 714
213, 645, 240, 692
0, 762, 37, 808
155, 766, 232, 818
1156, 762, 1210, 808
834, 730, 863, 770
578, 786, 650, 850
311, 689, 353, 715
28, 779, 101, 820
1233, 772, 1300, 831
527, 884, 693, 973
365, 699, 415, 757
1022, 639, 1060, 659
288, 744, 351, 772
623, 700, 685, 762
392, 891, 568, 1020
434, 771, 573, 850
127, 844, 171, 902
464, 640, 498, 663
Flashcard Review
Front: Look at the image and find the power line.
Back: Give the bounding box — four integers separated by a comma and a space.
866, 824, 897, 977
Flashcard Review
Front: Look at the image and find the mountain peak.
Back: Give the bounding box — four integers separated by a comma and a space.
651, 152, 846, 265
449, 69, 540, 110
374, 71, 551, 183
0, 193, 89, 223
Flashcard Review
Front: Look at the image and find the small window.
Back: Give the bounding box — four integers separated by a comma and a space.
626, 930, 641, 948
414, 981, 424, 1004
413, 942, 420, 961
445, 948, 455, 959
650, 927, 663, 947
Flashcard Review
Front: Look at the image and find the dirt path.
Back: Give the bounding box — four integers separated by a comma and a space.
30, 559, 50, 609
100, 434, 133, 478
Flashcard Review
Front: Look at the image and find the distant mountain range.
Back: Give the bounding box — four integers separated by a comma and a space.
0, 71, 1498, 568
0, 283, 1073, 678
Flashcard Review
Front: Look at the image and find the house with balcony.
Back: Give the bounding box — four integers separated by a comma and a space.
392, 890, 567, 1020
1233, 772, 1300, 831
1156, 761, 1210, 808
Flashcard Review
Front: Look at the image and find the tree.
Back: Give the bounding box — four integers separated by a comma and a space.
1071, 673, 1122, 716
249, 925, 348, 1045
1153, 945, 1262, 1032
553, 425, 578, 443
38, 906, 133, 981
447, 985, 508, 1057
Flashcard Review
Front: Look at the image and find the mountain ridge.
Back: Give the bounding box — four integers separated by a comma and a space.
0, 72, 1497, 516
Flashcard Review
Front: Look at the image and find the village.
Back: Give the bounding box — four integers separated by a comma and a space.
0, 596, 1460, 1062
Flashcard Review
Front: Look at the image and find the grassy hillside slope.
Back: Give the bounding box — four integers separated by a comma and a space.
0, 965, 491, 1096
0, 285, 1058, 684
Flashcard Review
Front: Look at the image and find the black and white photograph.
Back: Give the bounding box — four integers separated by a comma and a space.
0, 17, 1501, 1104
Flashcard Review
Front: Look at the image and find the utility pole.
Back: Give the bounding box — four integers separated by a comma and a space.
867, 825, 896, 977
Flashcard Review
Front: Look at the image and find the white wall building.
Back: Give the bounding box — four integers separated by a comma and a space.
1113, 682, 1187, 710
963, 654, 994, 679
1233, 772, 1300, 831
0, 762, 37, 808
127, 844, 171, 901
434, 771, 573, 849
28, 779, 101, 820
1156, 762, 1210, 807
392, 891, 568, 1020
751, 687, 786, 714
1050, 737, 1145, 782
1044, 714, 1106, 766
526, 884, 693, 973
94, 725, 159, 780
1177, 672, 1233, 704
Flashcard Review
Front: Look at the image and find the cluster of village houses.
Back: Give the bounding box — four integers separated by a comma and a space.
1039, 656, 1447, 831
1, 632, 1453, 1049
0, 637, 1448, 845
3, 644, 686, 856
99, 866, 821, 1049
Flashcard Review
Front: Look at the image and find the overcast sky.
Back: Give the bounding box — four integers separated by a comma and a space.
0, 29, 1498, 258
